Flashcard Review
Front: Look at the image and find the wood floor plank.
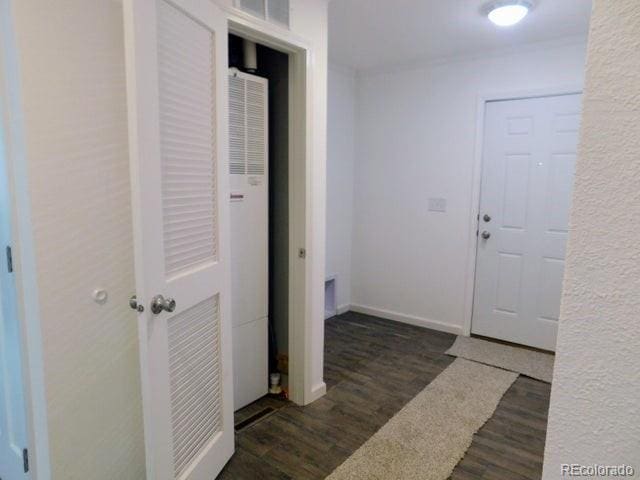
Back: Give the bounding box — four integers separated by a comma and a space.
218, 312, 552, 480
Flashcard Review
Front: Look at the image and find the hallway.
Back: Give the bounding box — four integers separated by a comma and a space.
220, 313, 551, 479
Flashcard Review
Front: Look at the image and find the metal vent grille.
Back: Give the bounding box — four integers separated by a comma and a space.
228, 72, 267, 176
168, 295, 222, 478
229, 74, 246, 174
239, 0, 265, 18
158, 0, 218, 278
267, 0, 289, 26
246, 78, 266, 175
237, 0, 290, 27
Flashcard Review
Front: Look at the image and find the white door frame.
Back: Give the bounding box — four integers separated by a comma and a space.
223, 5, 325, 405
0, 1, 51, 478
462, 85, 583, 337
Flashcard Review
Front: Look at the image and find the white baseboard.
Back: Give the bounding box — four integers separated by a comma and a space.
306, 382, 327, 405
349, 304, 464, 336
336, 304, 350, 315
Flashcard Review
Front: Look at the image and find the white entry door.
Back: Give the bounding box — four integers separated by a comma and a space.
123, 1, 234, 479
0, 136, 29, 479
472, 94, 582, 351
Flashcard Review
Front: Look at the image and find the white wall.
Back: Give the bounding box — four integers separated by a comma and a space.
543, 0, 640, 475
12, 0, 328, 476
350, 41, 587, 334
326, 64, 356, 312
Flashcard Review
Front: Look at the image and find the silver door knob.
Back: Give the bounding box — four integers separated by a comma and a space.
481, 231, 491, 240
129, 295, 144, 313
151, 295, 176, 315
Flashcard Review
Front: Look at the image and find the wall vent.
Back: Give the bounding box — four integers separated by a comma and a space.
229, 75, 247, 175
238, 0, 290, 28
228, 70, 267, 176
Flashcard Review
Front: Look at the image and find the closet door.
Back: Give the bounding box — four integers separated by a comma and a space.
123, 0, 234, 478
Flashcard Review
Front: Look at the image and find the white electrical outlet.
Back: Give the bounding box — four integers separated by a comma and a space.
428, 197, 447, 213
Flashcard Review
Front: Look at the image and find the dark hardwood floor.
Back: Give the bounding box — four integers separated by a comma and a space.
218, 312, 551, 480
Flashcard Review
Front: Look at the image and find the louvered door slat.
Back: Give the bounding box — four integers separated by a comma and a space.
158, 0, 218, 278
167, 295, 222, 478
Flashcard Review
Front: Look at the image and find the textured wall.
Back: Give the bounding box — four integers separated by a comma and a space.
542, 0, 640, 475
12, 1, 146, 478
327, 64, 356, 312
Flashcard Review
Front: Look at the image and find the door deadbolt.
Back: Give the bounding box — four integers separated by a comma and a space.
151, 295, 176, 315
483, 214, 492, 222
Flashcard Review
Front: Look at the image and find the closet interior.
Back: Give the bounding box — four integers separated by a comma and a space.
228, 33, 290, 410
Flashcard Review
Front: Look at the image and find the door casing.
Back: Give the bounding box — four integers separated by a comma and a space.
462, 86, 583, 338
225, 6, 324, 406
0, 1, 51, 478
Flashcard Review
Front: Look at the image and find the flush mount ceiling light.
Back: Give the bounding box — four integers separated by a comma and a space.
486, 1, 533, 27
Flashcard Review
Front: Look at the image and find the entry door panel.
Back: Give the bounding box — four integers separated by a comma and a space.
472, 94, 582, 351
124, 0, 234, 478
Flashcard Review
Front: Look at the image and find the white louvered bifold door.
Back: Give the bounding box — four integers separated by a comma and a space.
124, 0, 234, 479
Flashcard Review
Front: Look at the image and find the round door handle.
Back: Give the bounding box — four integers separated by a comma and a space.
151, 294, 177, 315
481, 231, 491, 240
129, 295, 144, 313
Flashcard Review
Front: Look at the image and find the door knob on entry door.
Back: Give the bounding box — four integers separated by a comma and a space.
481, 231, 491, 240
151, 294, 177, 315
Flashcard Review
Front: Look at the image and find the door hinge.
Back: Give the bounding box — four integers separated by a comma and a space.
6, 246, 13, 273
23, 448, 29, 473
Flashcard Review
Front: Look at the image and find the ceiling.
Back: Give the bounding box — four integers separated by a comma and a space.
329, 0, 593, 72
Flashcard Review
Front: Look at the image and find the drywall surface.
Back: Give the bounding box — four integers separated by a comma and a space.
542, 1, 640, 475
351, 41, 587, 333
12, 1, 145, 478
327, 64, 356, 312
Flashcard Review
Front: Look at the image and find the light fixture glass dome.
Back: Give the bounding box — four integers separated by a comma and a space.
487, 2, 531, 27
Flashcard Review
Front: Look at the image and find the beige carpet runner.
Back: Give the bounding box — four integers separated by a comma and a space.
446, 336, 555, 383
326, 358, 517, 480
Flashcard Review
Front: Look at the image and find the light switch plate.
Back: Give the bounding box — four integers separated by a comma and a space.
428, 197, 447, 213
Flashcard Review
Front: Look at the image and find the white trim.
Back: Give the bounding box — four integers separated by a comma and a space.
222, 2, 309, 51
324, 275, 337, 320
462, 85, 584, 337
0, 1, 50, 478
225, 8, 321, 407
308, 382, 327, 403
336, 304, 350, 315
350, 304, 464, 336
